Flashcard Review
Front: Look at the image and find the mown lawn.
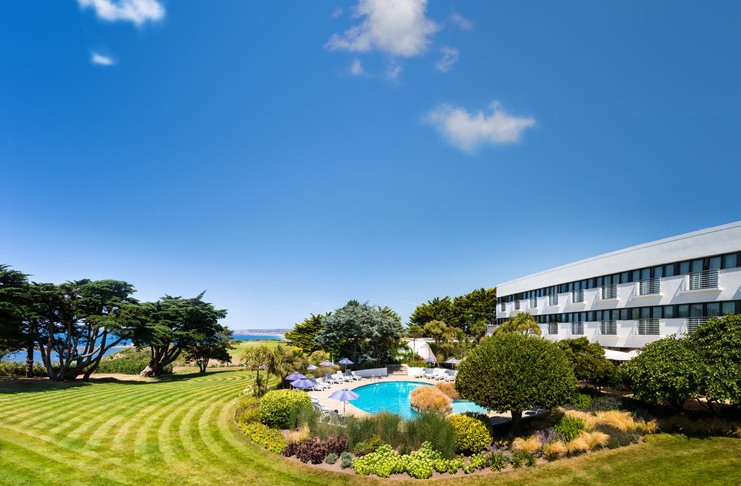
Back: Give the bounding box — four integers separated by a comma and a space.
0, 369, 739, 486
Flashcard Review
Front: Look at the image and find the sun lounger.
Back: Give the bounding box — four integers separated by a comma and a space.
349, 371, 362, 381
423, 368, 436, 379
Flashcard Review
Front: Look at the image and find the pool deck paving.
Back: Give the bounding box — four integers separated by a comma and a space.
307, 371, 512, 423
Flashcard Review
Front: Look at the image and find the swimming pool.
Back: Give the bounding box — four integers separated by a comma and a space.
350, 381, 489, 420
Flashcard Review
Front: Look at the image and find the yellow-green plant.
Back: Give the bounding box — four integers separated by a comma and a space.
449, 414, 492, 454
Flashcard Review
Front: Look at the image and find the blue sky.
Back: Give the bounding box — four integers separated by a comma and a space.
1, 1, 740, 329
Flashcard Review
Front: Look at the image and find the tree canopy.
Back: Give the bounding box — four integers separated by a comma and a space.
455, 333, 577, 434
408, 288, 498, 333
284, 313, 329, 354
492, 312, 542, 336
555, 337, 614, 387
182, 325, 233, 372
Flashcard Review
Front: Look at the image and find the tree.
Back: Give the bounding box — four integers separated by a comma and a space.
492, 312, 542, 336
621, 336, 702, 409
0, 265, 33, 376
455, 333, 577, 434
687, 313, 741, 409
452, 288, 497, 332
241, 345, 276, 397
409, 297, 456, 328
284, 313, 329, 354
271, 345, 308, 388
423, 320, 460, 361
182, 325, 233, 373
316, 300, 403, 363
137, 293, 228, 377
555, 337, 614, 388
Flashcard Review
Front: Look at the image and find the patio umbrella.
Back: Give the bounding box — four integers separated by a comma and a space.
338, 358, 354, 372
328, 388, 359, 416
306, 364, 318, 370
444, 358, 460, 368
285, 372, 306, 381
424, 356, 437, 367
290, 378, 316, 390
319, 360, 334, 367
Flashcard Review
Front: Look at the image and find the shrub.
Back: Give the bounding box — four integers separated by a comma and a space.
512, 435, 541, 454
456, 333, 577, 434
656, 415, 741, 438
404, 442, 440, 479
340, 451, 353, 469
524, 452, 537, 467
296, 438, 328, 464
409, 386, 452, 413
401, 411, 456, 459
566, 437, 589, 456
449, 414, 492, 454
325, 452, 338, 464
260, 389, 312, 429
687, 314, 741, 406
486, 450, 509, 472
234, 397, 261, 427
542, 441, 566, 461
587, 396, 623, 412
353, 435, 383, 456
0, 361, 48, 377
581, 431, 609, 450
242, 422, 288, 454
569, 393, 593, 410
435, 381, 460, 400
554, 416, 585, 442
324, 436, 349, 455
510, 451, 524, 468
594, 425, 640, 449
95, 349, 173, 375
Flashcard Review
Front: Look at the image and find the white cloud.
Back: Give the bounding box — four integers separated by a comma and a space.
78, 0, 165, 26
91, 52, 115, 66
435, 46, 459, 73
331, 6, 343, 19
424, 101, 535, 152
449, 10, 473, 31
349, 59, 366, 76
326, 0, 438, 57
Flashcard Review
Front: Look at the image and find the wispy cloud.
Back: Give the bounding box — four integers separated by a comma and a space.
77, 0, 165, 26
435, 46, 459, 73
91, 52, 115, 66
424, 101, 535, 152
449, 10, 473, 31
330, 6, 343, 19
386, 60, 402, 80
349, 59, 366, 76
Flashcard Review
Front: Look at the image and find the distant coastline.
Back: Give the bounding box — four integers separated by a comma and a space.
232, 329, 290, 336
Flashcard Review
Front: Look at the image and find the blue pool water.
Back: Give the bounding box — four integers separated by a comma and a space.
350, 381, 489, 420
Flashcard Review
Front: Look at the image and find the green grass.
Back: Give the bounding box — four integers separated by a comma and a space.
228, 339, 285, 361
1, 370, 739, 486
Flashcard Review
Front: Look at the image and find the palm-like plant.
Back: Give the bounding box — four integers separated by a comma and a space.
493, 312, 542, 336
240, 345, 276, 397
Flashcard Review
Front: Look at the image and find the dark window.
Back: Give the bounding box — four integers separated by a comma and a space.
631, 307, 640, 320
664, 263, 676, 277
587, 311, 595, 321
709, 256, 722, 270
596, 277, 603, 287
641, 268, 651, 280
664, 305, 675, 319
653, 266, 663, 278
640, 307, 651, 319
691, 259, 703, 273
632, 269, 640, 281
690, 303, 704, 317
722, 253, 737, 269
679, 261, 690, 275
678, 304, 689, 318
722, 302, 735, 315
652, 306, 662, 318
707, 303, 721, 317
620, 309, 629, 320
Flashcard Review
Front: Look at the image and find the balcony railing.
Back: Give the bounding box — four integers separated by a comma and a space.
686, 316, 710, 333
548, 294, 558, 306
500, 302, 506, 312
600, 320, 617, 335
548, 322, 559, 335
600, 284, 618, 300
683, 269, 720, 291
572, 289, 584, 303
637, 318, 661, 335
515, 300, 521, 310
638, 278, 661, 296
530, 297, 538, 308
571, 321, 584, 335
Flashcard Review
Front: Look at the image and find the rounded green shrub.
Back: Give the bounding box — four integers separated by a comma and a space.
449, 414, 492, 454
259, 389, 312, 429
554, 416, 585, 442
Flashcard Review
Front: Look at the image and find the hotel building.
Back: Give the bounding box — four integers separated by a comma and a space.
495, 221, 741, 351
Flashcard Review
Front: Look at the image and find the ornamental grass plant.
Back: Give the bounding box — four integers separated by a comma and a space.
409, 386, 452, 413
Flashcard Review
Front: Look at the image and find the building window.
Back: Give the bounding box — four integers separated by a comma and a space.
548, 293, 558, 306
530, 296, 538, 308
501, 302, 506, 312
600, 320, 617, 335
638, 277, 661, 296
572, 289, 584, 303
637, 318, 660, 335
601, 284, 618, 300
684, 268, 720, 291
548, 322, 558, 335
571, 321, 584, 335
515, 300, 521, 310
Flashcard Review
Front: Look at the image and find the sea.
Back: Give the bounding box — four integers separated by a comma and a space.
5, 333, 286, 363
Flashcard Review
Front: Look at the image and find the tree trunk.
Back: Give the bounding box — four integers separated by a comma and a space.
140, 361, 155, 377
24, 342, 34, 378
510, 410, 523, 436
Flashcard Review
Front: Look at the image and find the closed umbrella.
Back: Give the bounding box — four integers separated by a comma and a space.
338, 358, 354, 372
328, 388, 359, 416
290, 378, 316, 390
286, 372, 306, 381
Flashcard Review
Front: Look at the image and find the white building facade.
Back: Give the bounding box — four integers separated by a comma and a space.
494, 222, 741, 351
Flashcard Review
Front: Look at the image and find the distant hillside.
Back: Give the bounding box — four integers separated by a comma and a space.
232, 329, 290, 335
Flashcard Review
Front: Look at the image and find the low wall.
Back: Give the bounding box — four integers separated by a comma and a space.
354, 367, 388, 378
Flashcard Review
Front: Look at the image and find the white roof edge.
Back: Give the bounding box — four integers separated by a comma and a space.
496, 221, 741, 293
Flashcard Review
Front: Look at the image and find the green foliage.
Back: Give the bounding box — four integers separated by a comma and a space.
492, 312, 542, 336
452, 287, 498, 333
449, 414, 492, 454
0, 361, 47, 377
556, 337, 615, 387
316, 300, 402, 364
241, 422, 288, 454
182, 326, 233, 372
96, 349, 173, 375
234, 396, 261, 427
463, 453, 487, 473
401, 412, 456, 459
554, 416, 586, 442
324, 452, 338, 464
569, 393, 593, 410
409, 297, 456, 328
688, 314, 741, 406
594, 424, 640, 449
352, 442, 449, 479
352, 435, 383, 456
455, 332, 577, 433
486, 451, 509, 472
621, 336, 702, 408
285, 313, 329, 354
259, 389, 312, 429
340, 451, 353, 469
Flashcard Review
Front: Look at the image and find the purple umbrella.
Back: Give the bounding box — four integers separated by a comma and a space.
290, 378, 316, 390
328, 388, 359, 416
424, 356, 437, 368
286, 372, 306, 381
338, 358, 354, 371
306, 364, 318, 370
319, 360, 334, 367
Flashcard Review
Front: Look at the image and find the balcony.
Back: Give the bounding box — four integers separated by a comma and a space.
638, 278, 661, 296
570, 321, 584, 335
500, 302, 506, 312
572, 289, 584, 303
547, 322, 559, 335
515, 300, 521, 311
637, 318, 661, 335
548, 294, 559, 306
600, 284, 618, 300
529, 297, 538, 308
683, 269, 720, 291
686, 316, 710, 333
600, 320, 617, 335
